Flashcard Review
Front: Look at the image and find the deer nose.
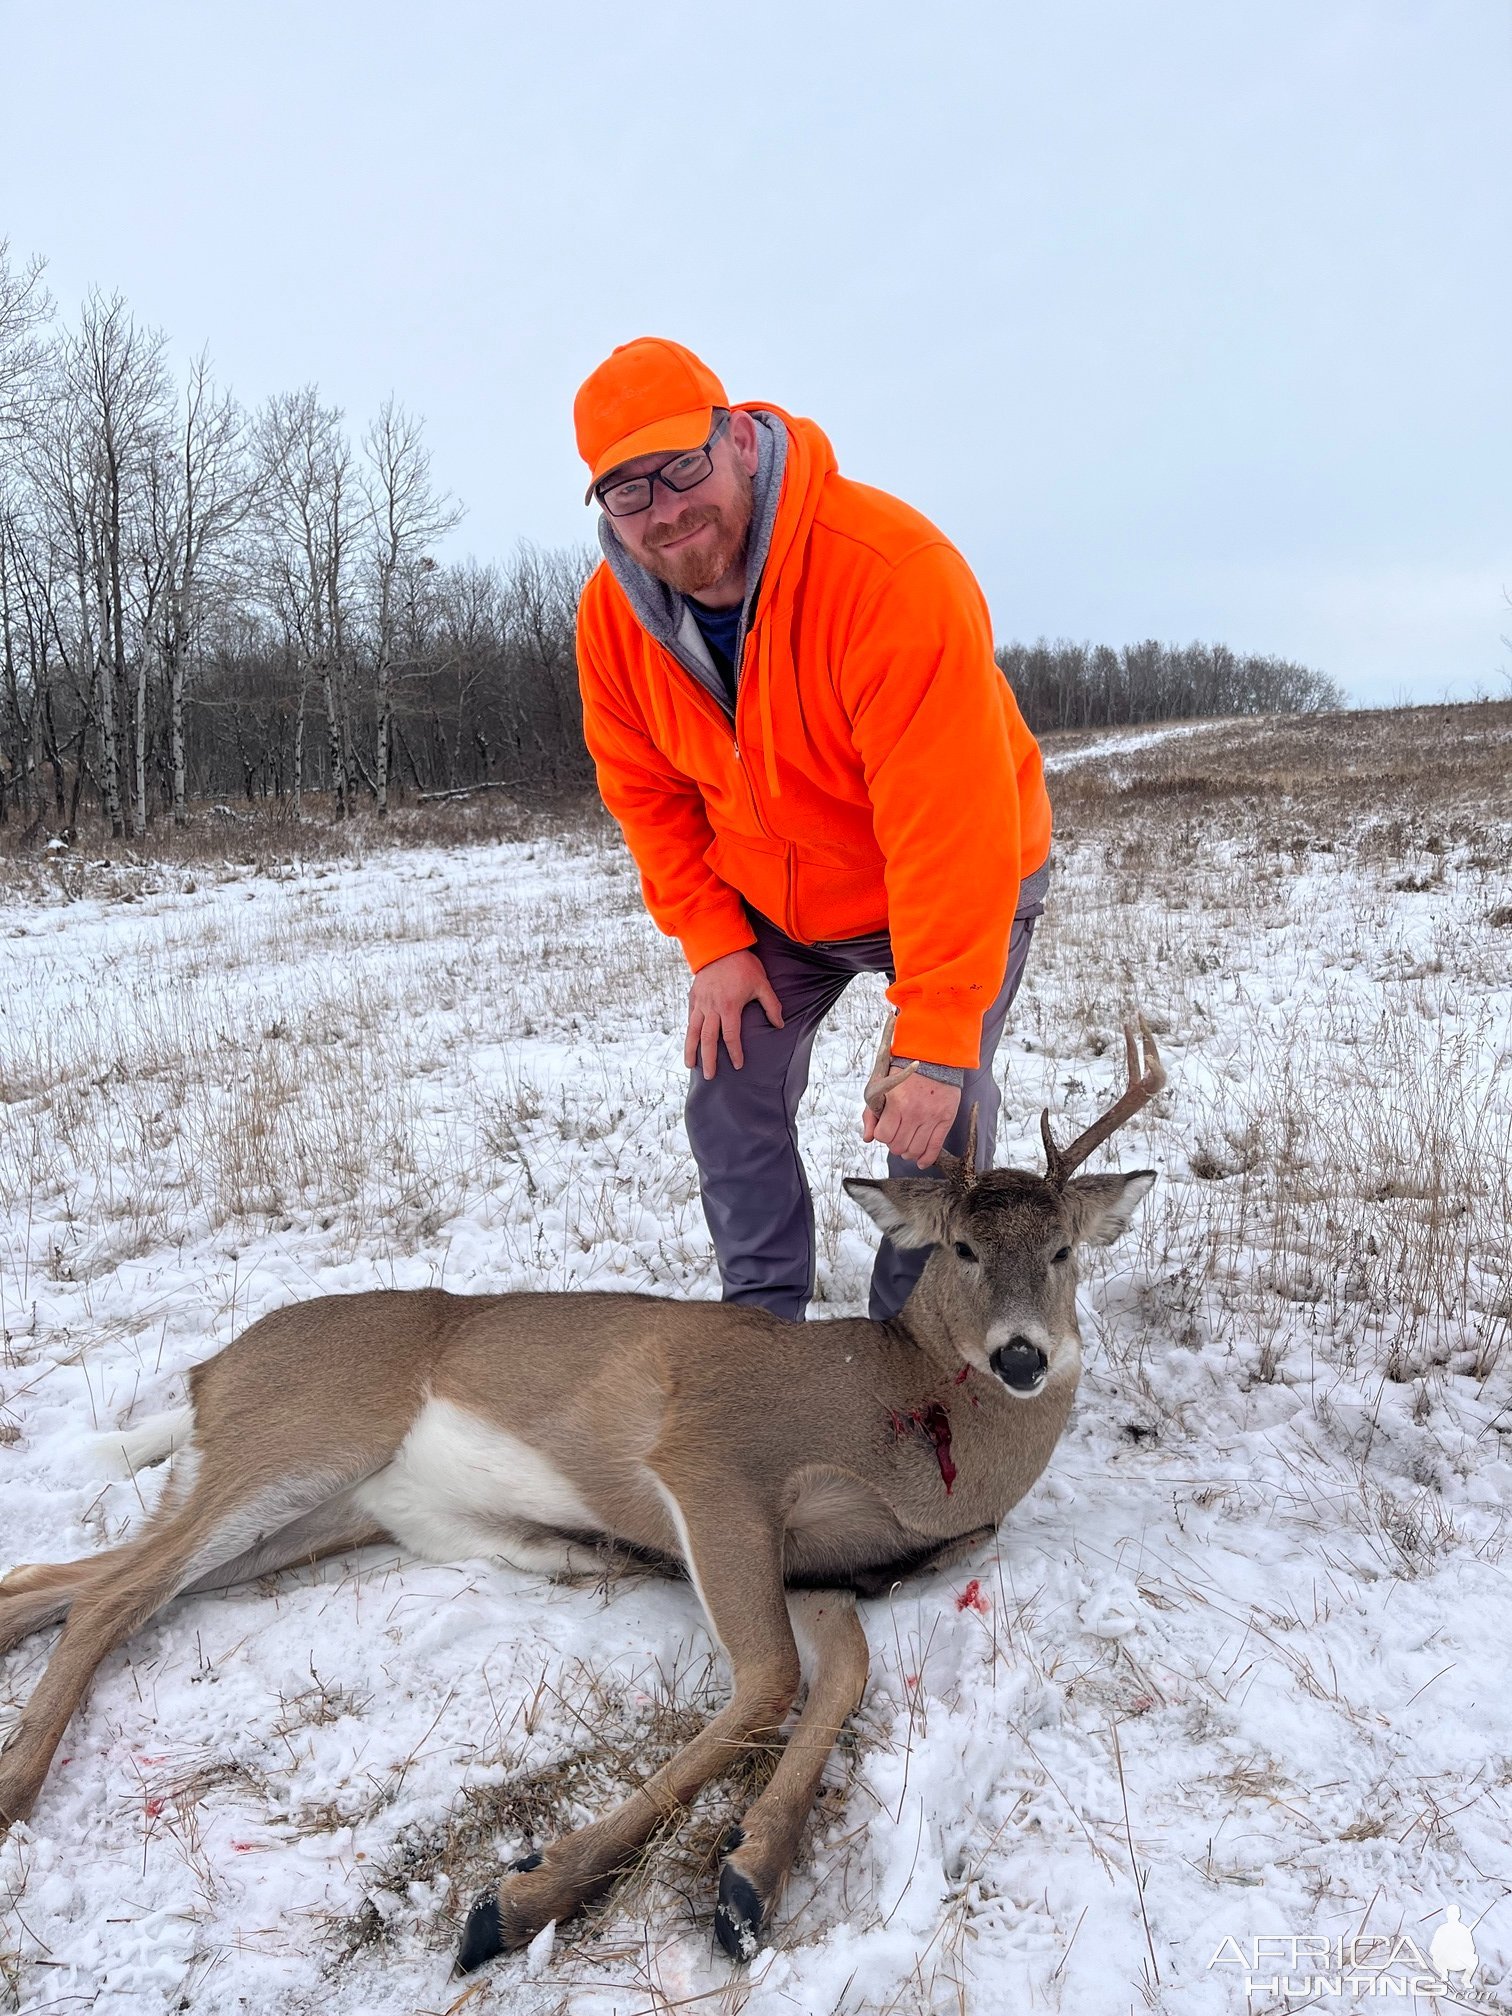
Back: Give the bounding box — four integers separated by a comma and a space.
989, 1338, 1049, 1394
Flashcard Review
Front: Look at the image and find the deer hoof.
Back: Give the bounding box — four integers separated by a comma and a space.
714, 1859, 765, 1962
454, 1853, 549, 1973
454, 1888, 503, 1974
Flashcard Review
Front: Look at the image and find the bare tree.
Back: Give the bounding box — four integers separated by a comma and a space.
360, 398, 460, 815
0, 247, 56, 823
0, 241, 53, 448
496, 542, 596, 784
26, 367, 117, 831
137, 355, 258, 823
254, 388, 354, 817
0, 493, 37, 821
49, 294, 171, 836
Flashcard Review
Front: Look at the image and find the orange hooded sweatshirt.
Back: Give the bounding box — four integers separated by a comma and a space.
576, 407, 1051, 1068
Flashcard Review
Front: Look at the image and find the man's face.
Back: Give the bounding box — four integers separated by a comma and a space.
600, 410, 760, 600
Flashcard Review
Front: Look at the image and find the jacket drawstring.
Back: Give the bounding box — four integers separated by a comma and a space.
748, 426, 826, 804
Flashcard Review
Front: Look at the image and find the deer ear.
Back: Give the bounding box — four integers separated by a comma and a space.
843, 1177, 955, 1250
1064, 1171, 1156, 1247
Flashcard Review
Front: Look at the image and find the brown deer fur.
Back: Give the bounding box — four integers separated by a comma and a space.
0, 1026, 1163, 1972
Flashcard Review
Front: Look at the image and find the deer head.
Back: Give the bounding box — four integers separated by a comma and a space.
846, 1019, 1164, 1398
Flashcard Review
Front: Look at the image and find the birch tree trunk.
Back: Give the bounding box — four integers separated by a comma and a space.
255, 387, 352, 823
84, 538, 123, 838
360, 397, 459, 819
292, 669, 305, 819
321, 651, 344, 819
375, 633, 392, 814
167, 612, 188, 824
0, 527, 27, 819
132, 649, 147, 831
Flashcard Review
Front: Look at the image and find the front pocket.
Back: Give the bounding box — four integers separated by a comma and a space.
789, 854, 888, 944
786, 833, 864, 872
705, 830, 790, 926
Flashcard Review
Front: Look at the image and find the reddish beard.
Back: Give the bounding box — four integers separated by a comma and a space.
639, 465, 753, 596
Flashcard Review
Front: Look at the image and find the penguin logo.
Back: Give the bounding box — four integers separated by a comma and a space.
1428, 1905, 1477, 1986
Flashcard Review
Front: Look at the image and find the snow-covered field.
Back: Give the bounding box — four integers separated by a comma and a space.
2, 709, 1510, 2014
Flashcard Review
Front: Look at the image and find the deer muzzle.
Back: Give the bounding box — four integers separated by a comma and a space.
989, 1338, 1049, 1397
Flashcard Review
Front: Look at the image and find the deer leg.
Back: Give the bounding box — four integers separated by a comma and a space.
840, 1524, 1000, 1600
0, 1558, 108, 1653
0, 1558, 100, 1600
0, 1493, 391, 1659
456, 1484, 798, 1973
176, 1492, 390, 1593
0, 1518, 213, 1827
714, 1589, 869, 1959
0, 1468, 374, 1831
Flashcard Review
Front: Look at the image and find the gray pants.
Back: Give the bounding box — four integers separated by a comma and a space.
685, 881, 1046, 1323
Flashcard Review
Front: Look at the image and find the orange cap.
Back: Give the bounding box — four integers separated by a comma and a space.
575, 337, 728, 503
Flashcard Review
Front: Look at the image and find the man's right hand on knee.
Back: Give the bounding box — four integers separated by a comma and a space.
685, 950, 785, 1079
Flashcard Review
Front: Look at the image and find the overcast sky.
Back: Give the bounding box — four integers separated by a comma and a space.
6, 1, 1508, 705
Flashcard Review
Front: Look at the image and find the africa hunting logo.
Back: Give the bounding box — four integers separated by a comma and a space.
1208, 1907, 1480, 1999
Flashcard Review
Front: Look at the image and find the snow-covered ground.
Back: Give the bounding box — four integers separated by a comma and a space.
2, 716, 1510, 2013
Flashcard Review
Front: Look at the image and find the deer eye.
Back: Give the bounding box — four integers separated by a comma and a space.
1052, 1246, 1072, 1264
953, 1241, 978, 1263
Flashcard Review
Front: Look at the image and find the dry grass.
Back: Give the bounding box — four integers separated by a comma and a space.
320, 1631, 807, 1985
1044, 699, 1512, 824
0, 785, 610, 893
0, 849, 696, 1312
1029, 700, 1511, 1409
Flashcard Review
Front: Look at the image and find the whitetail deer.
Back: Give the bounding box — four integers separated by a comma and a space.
0, 1021, 1164, 1973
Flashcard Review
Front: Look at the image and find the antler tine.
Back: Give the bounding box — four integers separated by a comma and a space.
960, 1101, 979, 1186
1039, 1106, 1066, 1184
866, 1015, 976, 1184
863, 1010, 919, 1115
1040, 1014, 1165, 1186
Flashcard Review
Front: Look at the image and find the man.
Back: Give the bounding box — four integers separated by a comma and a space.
574, 338, 1051, 1322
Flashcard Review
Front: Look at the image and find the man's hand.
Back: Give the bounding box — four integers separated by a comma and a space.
863, 1072, 961, 1169
685, 948, 785, 1079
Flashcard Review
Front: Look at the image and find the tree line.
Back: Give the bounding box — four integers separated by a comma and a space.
0, 242, 596, 834
0, 241, 1340, 835
995, 638, 1342, 734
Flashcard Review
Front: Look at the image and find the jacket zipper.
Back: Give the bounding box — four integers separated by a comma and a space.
662, 636, 801, 937
662, 639, 772, 837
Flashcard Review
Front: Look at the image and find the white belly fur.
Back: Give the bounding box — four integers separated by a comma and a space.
354, 1397, 601, 1564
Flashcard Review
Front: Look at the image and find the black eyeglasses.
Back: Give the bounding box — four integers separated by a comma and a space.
594, 413, 730, 518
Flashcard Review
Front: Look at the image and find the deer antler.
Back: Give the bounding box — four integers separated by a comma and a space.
867, 1015, 979, 1184
864, 1012, 918, 1115
958, 1102, 979, 1186
1040, 1015, 1165, 1186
